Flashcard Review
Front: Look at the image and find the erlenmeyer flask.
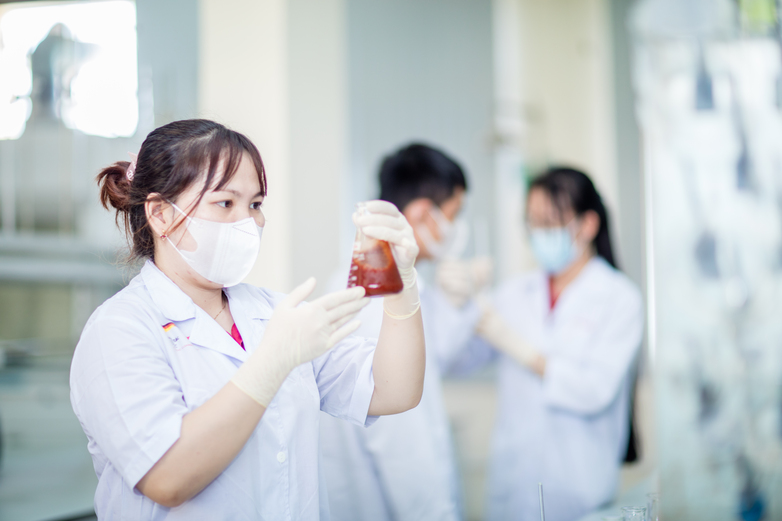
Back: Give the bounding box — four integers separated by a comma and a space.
347, 202, 404, 297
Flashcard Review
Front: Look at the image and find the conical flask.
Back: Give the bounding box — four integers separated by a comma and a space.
347, 203, 404, 297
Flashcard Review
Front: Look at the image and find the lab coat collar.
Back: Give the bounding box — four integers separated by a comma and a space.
224, 283, 274, 320
140, 260, 198, 322
141, 261, 269, 362
140, 260, 275, 322
542, 256, 611, 313
186, 306, 250, 362
560, 256, 610, 293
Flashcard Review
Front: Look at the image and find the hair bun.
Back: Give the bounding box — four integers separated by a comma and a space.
97, 161, 133, 214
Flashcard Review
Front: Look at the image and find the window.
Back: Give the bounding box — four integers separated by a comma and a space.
0, 3, 140, 518
0, 0, 138, 139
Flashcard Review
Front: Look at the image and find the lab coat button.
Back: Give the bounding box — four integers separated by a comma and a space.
277, 451, 287, 463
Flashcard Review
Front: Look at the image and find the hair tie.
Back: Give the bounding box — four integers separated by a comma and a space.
126, 152, 138, 182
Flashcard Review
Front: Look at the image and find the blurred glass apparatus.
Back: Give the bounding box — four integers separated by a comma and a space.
347, 202, 404, 297
632, 0, 782, 517
620, 506, 646, 521
0, 0, 138, 139
646, 493, 660, 521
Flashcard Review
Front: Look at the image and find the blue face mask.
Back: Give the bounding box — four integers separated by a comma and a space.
529, 227, 579, 274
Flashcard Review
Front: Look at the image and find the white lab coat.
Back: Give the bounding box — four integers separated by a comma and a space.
459, 257, 643, 521
319, 276, 480, 521
69, 260, 377, 521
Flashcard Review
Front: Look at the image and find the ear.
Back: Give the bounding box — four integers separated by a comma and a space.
402, 198, 434, 227
145, 194, 174, 238
578, 210, 601, 245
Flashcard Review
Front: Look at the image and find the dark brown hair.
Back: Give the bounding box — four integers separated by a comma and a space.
97, 119, 266, 261
378, 143, 468, 211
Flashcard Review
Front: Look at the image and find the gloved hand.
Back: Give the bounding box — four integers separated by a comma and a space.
475, 297, 545, 375
231, 278, 369, 406
436, 256, 494, 308
353, 200, 420, 319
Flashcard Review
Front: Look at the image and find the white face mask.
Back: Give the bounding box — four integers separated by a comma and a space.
416, 205, 465, 260
168, 202, 263, 287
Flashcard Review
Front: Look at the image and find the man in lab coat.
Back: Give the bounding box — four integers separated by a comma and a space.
320, 143, 491, 521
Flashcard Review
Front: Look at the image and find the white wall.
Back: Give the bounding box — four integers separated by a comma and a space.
288, 0, 348, 294
199, 0, 642, 312
609, 0, 645, 289
344, 4, 496, 519
196, 0, 632, 297
198, 0, 625, 291
515, 0, 620, 254
199, 0, 348, 293
493, 0, 530, 279
199, 0, 292, 292
344, 0, 496, 273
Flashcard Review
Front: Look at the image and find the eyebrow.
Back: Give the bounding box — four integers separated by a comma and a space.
213, 188, 264, 198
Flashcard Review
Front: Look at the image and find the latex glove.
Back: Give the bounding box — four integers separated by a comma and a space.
354, 200, 420, 318
231, 278, 369, 406
436, 256, 494, 307
475, 297, 545, 375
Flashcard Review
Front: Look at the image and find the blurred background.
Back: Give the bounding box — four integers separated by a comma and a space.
1, 0, 779, 520
0, 0, 644, 519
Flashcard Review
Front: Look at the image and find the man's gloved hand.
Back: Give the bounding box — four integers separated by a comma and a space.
436, 256, 494, 308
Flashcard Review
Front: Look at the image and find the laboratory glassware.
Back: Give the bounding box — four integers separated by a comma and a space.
347, 202, 404, 296
620, 506, 646, 521
646, 493, 659, 521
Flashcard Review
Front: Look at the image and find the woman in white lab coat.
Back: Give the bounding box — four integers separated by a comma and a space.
69, 119, 425, 520
467, 167, 644, 521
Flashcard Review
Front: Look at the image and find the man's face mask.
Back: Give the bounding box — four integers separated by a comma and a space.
417, 205, 468, 260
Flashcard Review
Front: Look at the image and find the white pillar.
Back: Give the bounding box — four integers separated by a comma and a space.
493, 0, 532, 278
515, 0, 619, 244
199, 0, 348, 293
199, 0, 292, 292
288, 0, 348, 295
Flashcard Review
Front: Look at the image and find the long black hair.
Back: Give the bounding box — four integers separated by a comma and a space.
529, 166, 617, 269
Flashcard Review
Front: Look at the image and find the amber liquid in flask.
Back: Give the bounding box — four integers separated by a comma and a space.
347, 203, 404, 297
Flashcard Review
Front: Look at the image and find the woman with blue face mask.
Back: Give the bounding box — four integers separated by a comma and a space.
459, 167, 644, 521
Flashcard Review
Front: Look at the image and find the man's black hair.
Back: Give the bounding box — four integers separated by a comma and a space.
378, 143, 468, 211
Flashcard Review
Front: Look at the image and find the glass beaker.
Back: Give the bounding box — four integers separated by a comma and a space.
347, 203, 404, 297
646, 493, 660, 521
620, 506, 646, 521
